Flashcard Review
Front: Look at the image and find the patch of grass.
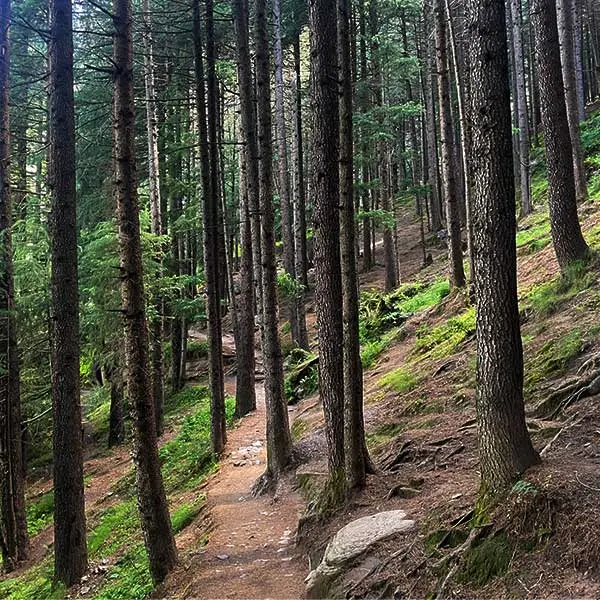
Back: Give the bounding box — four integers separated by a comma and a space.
413, 307, 476, 360
0, 561, 65, 600
88, 500, 139, 558
525, 329, 584, 394
378, 367, 419, 394
86, 386, 111, 442
164, 385, 210, 418
361, 328, 402, 369
26, 490, 54, 537
171, 498, 205, 533
186, 339, 209, 359
457, 533, 513, 587
291, 418, 308, 441
92, 545, 152, 600
516, 222, 551, 255
525, 260, 593, 316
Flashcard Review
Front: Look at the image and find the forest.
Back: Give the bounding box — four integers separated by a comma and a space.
1, 0, 600, 597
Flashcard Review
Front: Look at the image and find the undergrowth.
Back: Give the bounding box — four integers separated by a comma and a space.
378, 367, 419, 394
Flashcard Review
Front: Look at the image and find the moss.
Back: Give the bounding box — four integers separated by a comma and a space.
378, 367, 419, 394
26, 490, 54, 537
413, 308, 476, 360
171, 498, 205, 533
291, 418, 309, 441
425, 528, 469, 555
456, 532, 513, 587
366, 422, 404, 449
524, 329, 584, 395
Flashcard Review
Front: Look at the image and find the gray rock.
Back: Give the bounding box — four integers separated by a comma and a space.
305, 510, 416, 599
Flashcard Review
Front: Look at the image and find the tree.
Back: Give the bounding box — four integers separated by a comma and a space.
508, 0, 532, 217
434, 0, 465, 288
232, 0, 257, 418
0, 0, 28, 569
468, 0, 540, 496
112, 0, 177, 583
557, 0, 588, 202
49, 0, 88, 585
255, 0, 292, 485
338, 0, 366, 489
531, 0, 589, 271
310, 0, 346, 502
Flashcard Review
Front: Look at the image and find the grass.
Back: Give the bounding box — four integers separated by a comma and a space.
378, 367, 419, 394
0, 561, 65, 600
26, 490, 54, 537
524, 329, 584, 394
361, 328, 402, 368
413, 307, 476, 360
88, 500, 139, 558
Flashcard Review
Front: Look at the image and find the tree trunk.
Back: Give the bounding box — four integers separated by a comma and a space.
232, 0, 257, 418
434, 0, 465, 289
107, 365, 126, 448
192, 0, 226, 454
0, 0, 28, 569
468, 0, 540, 496
113, 0, 177, 583
49, 0, 88, 585
142, 0, 164, 435
255, 0, 293, 481
557, 0, 588, 202
532, 0, 589, 270
339, 0, 366, 490
310, 0, 346, 502
508, 0, 532, 217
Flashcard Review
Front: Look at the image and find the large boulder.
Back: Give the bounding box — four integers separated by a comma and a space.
305, 510, 416, 598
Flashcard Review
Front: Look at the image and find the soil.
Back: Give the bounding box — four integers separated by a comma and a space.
154, 379, 307, 600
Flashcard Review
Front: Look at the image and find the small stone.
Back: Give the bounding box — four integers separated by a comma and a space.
80, 586, 90, 595
216, 554, 230, 560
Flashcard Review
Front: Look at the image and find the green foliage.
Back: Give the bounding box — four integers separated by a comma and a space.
186, 339, 209, 359
457, 533, 512, 587
360, 329, 401, 369
85, 385, 112, 442
26, 490, 54, 537
0, 562, 65, 600
516, 222, 551, 255
283, 349, 319, 403
526, 261, 593, 316
413, 307, 476, 360
366, 422, 404, 450
525, 329, 584, 394
378, 367, 419, 394
88, 500, 139, 558
92, 545, 153, 600
276, 271, 305, 300
581, 112, 600, 156
171, 499, 205, 534
355, 208, 396, 229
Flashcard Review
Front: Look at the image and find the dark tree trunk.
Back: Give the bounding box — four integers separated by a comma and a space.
112, 0, 177, 584
339, 0, 366, 490
434, 0, 465, 288
557, 0, 588, 202
310, 0, 346, 502
468, 0, 540, 496
107, 366, 126, 448
255, 0, 292, 481
0, 0, 28, 569
532, 0, 589, 270
49, 0, 88, 585
232, 0, 257, 418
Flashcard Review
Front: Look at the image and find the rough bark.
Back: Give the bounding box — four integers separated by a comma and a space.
255, 0, 292, 481
0, 0, 28, 569
557, 0, 588, 202
468, 0, 540, 496
142, 0, 164, 434
508, 0, 532, 217
310, 0, 346, 501
49, 0, 88, 585
532, 0, 589, 270
232, 0, 257, 417
339, 0, 366, 490
107, 366, 126, 448
113, 0, 177, 583
434, 0, 465, 288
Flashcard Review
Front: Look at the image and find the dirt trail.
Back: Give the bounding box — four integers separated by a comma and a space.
156, 379, 307, 600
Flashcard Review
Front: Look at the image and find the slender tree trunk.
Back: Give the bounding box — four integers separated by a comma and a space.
113, 0, 177, 583
339, 0, 366, 490
255, 0, 292, 482
0, 0, 28, 569
532, 0, 589, 270
572, 0, 586, 121
142, 0, 164, 434
311, 0, 346, 502
508, 0, 532, 217
292, 36, 309, 292
468, 0, 540, 496
557, 0, 588, 202
107, 364, 125, 448
434, 0, 466, 288
232, 0, 257, 417
49, 0, 88, 585
192, 0, 226, 454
